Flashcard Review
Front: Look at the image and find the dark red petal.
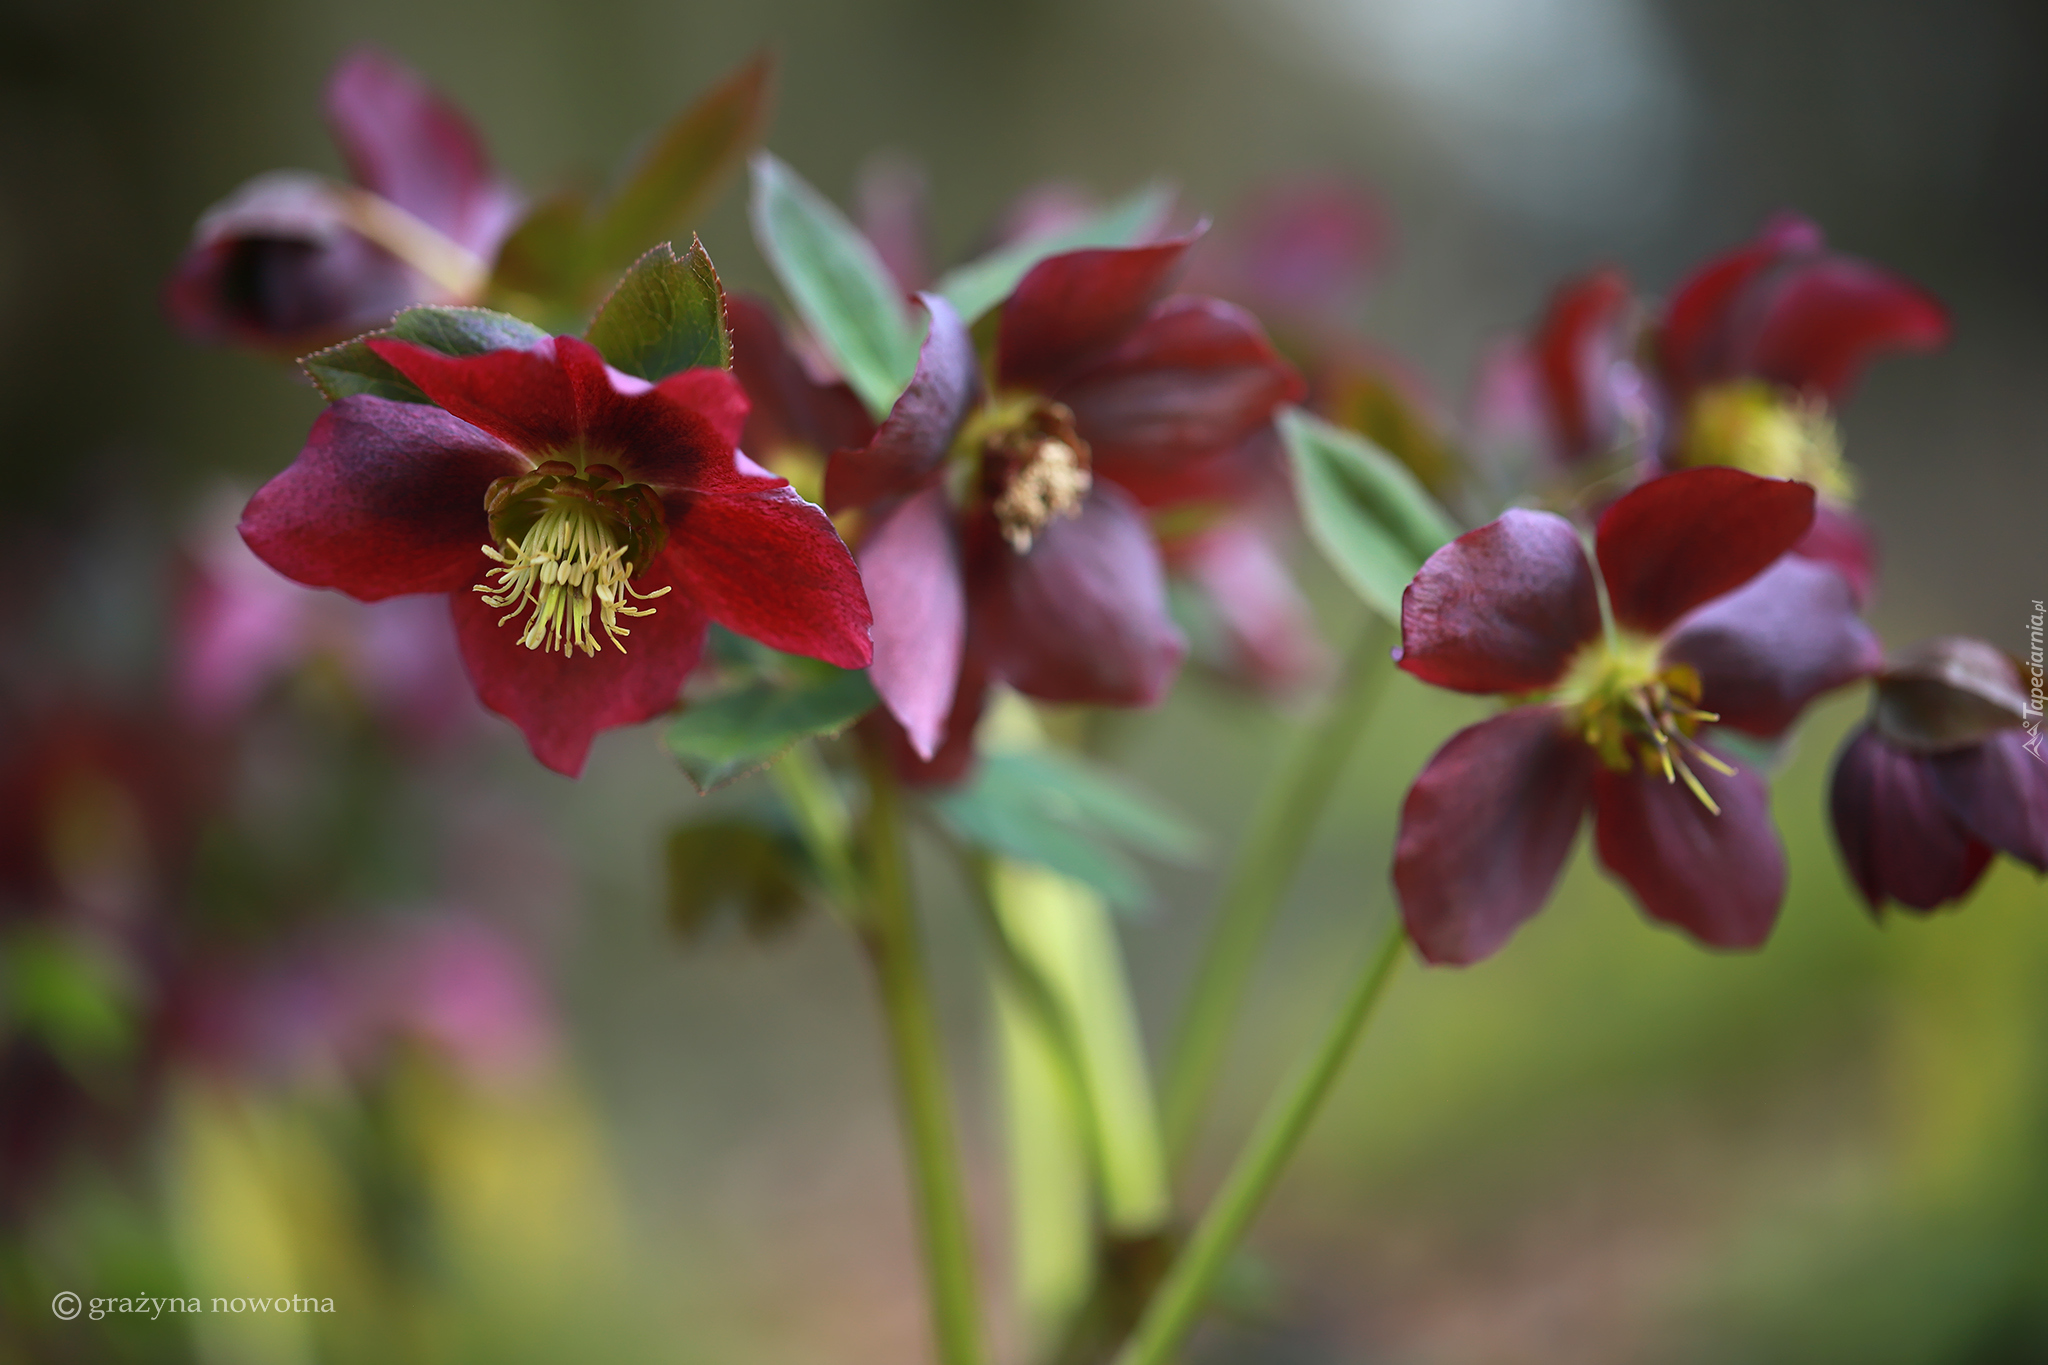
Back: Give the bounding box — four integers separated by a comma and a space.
1530, 267, 1633, 463
1058, 296, 1305, 509
1930, 731, 2048, 873
1745, 257, 1950, 404
1829, 726, 1994, 912
663, 488, 872, 668
1792, 502, 1878, 605
996, 236, 1197, 393
825, 294, 981, 514
449, 554, 708, 778
1392, 707, 1594, 966
728, 294, 875, 462
368, 335, 578, 452
324, 48, 518, 251
970, 484, 1184, 706
240, 396, 524, 601
1593, 750, 1784, 948
1595, 467, 1815, 636
1658, 224, 1809, 398
860, 487, 966, 759
1660, 556, 1881, 737
1172, 521, 1329, 695
1397, 508, 1600, 694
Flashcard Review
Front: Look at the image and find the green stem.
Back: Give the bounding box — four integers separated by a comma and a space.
769, 740, 861, 911
1162, 619, 1395, 1164
1114, 922, 1407, 1365
858, 751, 991, 1365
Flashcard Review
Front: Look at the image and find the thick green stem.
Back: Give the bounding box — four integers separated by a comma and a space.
1114, 922, 1407, 1365
1162, 620, 1395, 1164
858, 753, 991, 1365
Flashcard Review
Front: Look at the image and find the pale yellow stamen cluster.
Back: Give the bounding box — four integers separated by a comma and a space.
993, 438, 1092, 553
1680, 380, 1853, 500
1557, 635, 1735, 814
477, 498, 669, 657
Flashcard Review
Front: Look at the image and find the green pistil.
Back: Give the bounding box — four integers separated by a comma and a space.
1554, 634, 1734, 813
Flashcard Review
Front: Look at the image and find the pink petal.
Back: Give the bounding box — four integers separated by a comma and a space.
663, 487, 873, 668
1595, 467, 1814, 636
1393, 707, 1595, 966
970, 485, 1184, 706
450, 552, 710, 777
1593, 750, 1785, 948
825, 293, 982, 514
1660, 556, 1881, 738
1397, 508, 1600, 694
1058, 296, 1305, 509
240, 396, 525, 601
1829, 726, 1993, 912
861, 487, 967, 758
996, 236, 1197, 393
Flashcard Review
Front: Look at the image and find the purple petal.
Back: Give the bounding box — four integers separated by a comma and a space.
1593, 750, 1785, 948
970, 484, 1185, 706
1397, 508, 1600, 694
1830, 726, 1993, 912
1393, 706, 1595, 965
1660, 556, 1882, 738
860, 487, 967, 758
825, 293, 982, 514
1930, 731, 2048, 873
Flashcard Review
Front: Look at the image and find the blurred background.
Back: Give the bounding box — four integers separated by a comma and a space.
2, 0, 2044, 1361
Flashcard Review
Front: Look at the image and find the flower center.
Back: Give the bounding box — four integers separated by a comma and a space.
961, 397, 1094, 553
1553, 632, 1734, 812
476, 461, 669, 657
1677, 380, 1853, 500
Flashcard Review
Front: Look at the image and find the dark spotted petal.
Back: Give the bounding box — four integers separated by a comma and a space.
860, 487, 967, 759
1593, 750, 1784, 947
1661, 556, 1881, 738
1595, 467, 1814, 635
1393, 706, 1594, 966
450, 552, 710, 778
1829, 726, 1993, 913
996, 236, 1196, 393
1930, 731, 2048, 873
825, 293, 981, 515
971, 484, 1184, 706
240, 395, 525, 601
1397, 508, 1600, 694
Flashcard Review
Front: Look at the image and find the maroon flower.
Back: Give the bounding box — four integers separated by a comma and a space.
822, 238, 1304, 772
165, 49, 519, 352
1830, 638, 2048, 912
241, 335, 872, 777
1392, 467, 1881, 965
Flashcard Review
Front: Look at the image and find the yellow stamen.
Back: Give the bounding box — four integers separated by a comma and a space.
1679, 380, 1854, 500
1555, 636, 1728, 812
474, 466, 669, 657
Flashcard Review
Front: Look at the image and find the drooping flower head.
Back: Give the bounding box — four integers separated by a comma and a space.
1830, 637, 2048, 912
242, 321, 872, 777
1393, 466, 1881, 964
820, 237, 1304, 780
166, 49, 518, 352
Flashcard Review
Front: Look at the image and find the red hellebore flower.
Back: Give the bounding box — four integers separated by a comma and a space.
823, 237, 1304, 777
1393, 466, 1881, 965
165, 49, 518, 352
1830, 637, 2048, 912
240, 335, 872, 777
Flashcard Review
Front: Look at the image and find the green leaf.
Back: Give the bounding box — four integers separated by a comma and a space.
585, 238, 730, 381
664, 666, 878, 792
589, 53, 772, 276
487, 192, 590, 306
935, 183, 1175, 325
665, 818, 813, 941
1281, 407, 1462, 622
301, 306, 551, 403
749, 151, 920, 421
928, 752, 1202, 912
